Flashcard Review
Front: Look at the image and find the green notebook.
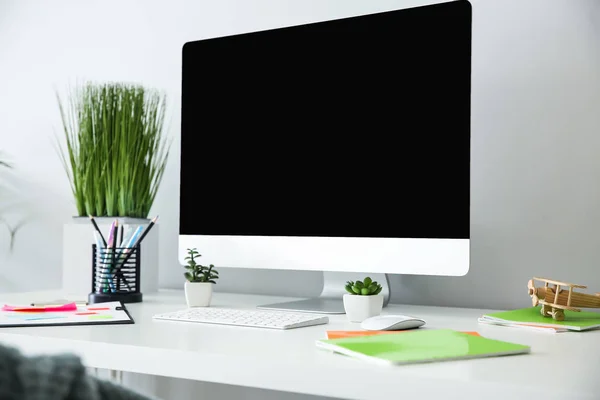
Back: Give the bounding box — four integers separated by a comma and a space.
479, 307, 600, 331
315, 329, 530, 365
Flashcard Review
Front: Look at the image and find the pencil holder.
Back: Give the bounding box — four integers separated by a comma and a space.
89, 244, 143, 304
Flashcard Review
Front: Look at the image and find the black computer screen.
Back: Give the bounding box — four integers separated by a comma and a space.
180, 0, 471, 239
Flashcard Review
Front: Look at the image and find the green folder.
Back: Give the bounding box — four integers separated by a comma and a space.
315, 329, 530, 365
479, 307, 600, 331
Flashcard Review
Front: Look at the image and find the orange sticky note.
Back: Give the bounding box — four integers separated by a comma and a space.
326, 330, 480, 339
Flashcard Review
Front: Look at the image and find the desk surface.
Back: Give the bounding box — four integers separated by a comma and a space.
0, 290, 597, 400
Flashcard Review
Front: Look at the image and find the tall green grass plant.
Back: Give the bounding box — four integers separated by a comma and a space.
56, 82, 170, 218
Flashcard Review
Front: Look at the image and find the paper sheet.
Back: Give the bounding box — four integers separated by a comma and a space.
0, 301, 133, 327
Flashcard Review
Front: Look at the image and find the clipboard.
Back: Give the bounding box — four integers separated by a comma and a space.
0, 301, 134, 328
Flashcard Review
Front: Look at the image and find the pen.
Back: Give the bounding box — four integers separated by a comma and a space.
93, 231, 104, 251
123, 225, 144, 250
30, 300, 88, 306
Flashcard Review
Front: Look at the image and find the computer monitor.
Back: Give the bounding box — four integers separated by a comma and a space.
179, 0, 472, 313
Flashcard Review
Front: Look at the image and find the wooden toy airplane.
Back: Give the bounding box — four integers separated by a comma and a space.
527, 277, 600, 321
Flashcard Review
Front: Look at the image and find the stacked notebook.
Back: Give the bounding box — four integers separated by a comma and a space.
478, 307, 600, 333
316, 329, 530, 366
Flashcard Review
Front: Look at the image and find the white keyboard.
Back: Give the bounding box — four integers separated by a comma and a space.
152, 307, 329, 330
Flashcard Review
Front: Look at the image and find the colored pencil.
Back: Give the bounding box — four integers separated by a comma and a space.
88, 215, 107, 247
94, 231, 115, 293
110, 222, 118, 290
114, 216, 158, 272
104, 220, 118, 293
119, 225, 124, 247
112, 225, 145, 291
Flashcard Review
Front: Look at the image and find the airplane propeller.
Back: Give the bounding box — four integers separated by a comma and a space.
528, 279, 539, 306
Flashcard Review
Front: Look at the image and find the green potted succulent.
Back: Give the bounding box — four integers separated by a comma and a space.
343, 277, 384, 322
183, 248, 219, 307
56, 81, 170, 296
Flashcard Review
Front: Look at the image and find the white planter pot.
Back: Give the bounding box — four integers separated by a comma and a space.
62, 217, 159, 298
343, 294, 384, 322
185, 282, 213, 307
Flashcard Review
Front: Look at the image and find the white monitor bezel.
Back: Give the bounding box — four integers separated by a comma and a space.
179, 235, 469, 276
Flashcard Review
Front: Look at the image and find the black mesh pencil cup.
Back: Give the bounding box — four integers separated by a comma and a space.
89, 244, 143, 304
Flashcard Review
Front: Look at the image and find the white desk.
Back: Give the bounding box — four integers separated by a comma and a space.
0, 289, 597, 400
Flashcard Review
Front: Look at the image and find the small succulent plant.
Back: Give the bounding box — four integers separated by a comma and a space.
344, 277, 382, 296
183, 248, 219, 283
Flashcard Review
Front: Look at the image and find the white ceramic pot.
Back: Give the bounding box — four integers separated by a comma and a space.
343, 293, 384, 322
185, 282, 213, 307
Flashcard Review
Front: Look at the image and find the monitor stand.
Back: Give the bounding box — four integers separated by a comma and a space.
257, 272, 391, 314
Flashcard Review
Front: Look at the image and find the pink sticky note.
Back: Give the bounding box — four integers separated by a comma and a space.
42, 303, 78, 312
2, 302, 78, 312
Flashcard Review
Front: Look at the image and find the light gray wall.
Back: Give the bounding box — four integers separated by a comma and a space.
215, 0, 600, 312
1, 1, 600, 398
394, 0, 600, 310
2, 0, 599, 311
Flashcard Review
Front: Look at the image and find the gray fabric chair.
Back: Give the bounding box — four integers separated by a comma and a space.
0, 343, 156, 400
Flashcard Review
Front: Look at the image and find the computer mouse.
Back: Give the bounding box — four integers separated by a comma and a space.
360, 314, 426, 331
